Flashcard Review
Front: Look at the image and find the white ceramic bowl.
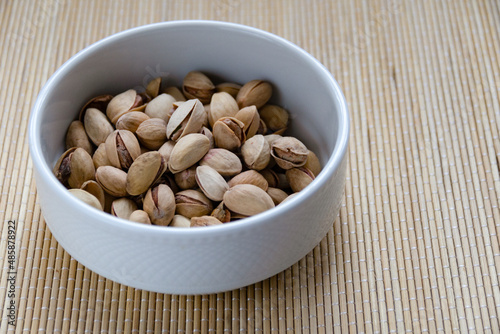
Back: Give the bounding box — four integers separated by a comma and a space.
29, 21, 349, 294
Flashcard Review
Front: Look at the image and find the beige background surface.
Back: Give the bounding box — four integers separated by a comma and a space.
1, 0, 500, 332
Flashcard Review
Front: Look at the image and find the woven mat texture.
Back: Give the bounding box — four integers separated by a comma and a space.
1, 0, 500, 332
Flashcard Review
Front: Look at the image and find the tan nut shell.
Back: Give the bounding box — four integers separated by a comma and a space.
228, 170, 269, 191
235, 105, 260, 139
166, 98, 206, 141
164, 86, 186, 101
271, 136, 309, 170
266, 187, 289, 205
286, 167, 315, 192
223, 184, 275, 216
208, 92, 239, 126
215, 82, 241, 98
92, 143, 111, 168
240, 134, 271, 171
95, 166, 128, 197
136, 118, 168, 150
195, 165, 229, 201
199, 148, 242, 177
78, 94, 113, 121
236, 80, 272, 109
174, 166, 197, 190
212, 117, 246, 151
111, 198, 138, 219
105, 129, 141, 170
106, 89, 137, 123
145, 93, 176, 122
145, 77, 162, 98
143, 184, 176, 226
168, 133, 210, 174
126, 151, 167, 196
175, 189, 213, 218
84, 108, 114, 146
304, 150, 322, 176
259, 104, 289, 134
80, 180, 105, 210
191, 216, 222, 227
129, 210, 152, 224
182, 71, 215, 104
68, 189, 103, 211
66, 120, 93, 154
115, 111, 150, 133
170, 214, 191, 227
54, 147, 95, 189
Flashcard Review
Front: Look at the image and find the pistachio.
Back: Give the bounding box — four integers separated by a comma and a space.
200, 126, 215, 148
182, 71, 215, 104
174, 165, 197, 190
126, 151, 167, 196
240, 134, 271, 171
223, 184, 275, 216
95, 166, 128, 197
195, 165, 229, 201
157, 140, 175, 167
105, 130, 141, 170
143, 184, 176, 226
166, 98, 206, 141
211, 202, 231, 223
304, 150, 322, 176
215, 82, 241, 98
264, 134, 282, 148
266, 187, 289, 205
235, 105, 260, 139
270, 136, 309, 169
66, 120, 93, 155
170, 214, 191, 227
145, 93, 176, 122
111, 198, 138, 220
79, 94, 113, 121
280, 192, 299, 204
164, 86, 186, 101
145, 77, 162, 98
208, 92, 239, 126
81, 180, 106, 210
228, 170, 268, 191
115, 111, 150, 133
54, 147, 95, 189
191, 216, 222, 227
257, 118, 268, 135
106, 89, 144, 123
168, 133, 210, 174
199, 148, 242, 177
153, 173, 179, 193
259, 169, 279, 188
92, 143, 111, 168
259, 104, 289, 135
212, 117, 245, 151
286, 167, 315, 192
129, 210, 152, 224
136, 118, 168, 150
175, 189, 213, 218
84, 108, 114, 146
236, 80, 272, 109
68, 189, 103, 211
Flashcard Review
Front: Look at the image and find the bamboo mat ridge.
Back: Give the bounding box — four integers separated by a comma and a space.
1, 0, 500, 332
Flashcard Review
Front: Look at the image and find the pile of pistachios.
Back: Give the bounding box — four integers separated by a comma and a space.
54, 71, 321, 227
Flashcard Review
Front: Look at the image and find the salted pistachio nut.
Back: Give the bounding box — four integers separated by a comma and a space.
95, 166, 128, 197
106, 89, 143, 124
212, 117, 246, 151
264, 134, 282, 148
280, 192, 299, 205
228, 170, 269, 191
235, 105, 260, 139
143, 184, 176, 226
174, 166, 197, 190
80, 180, 105, 210
53, 147, 95, 189
145, 93, 176, 123
195, 165, 229, 201
286, 167, 315, 192
65, 120, 93, 155
68, 189, 103, 211
259, 169, 279, 188
200, 126, 215, 149
266, 187, 289, 205
208, 92, 239, 127
211, 202, 231, 223
236, 80, 272, 109
129, 210, 152, 225
78, 94, 113, 121
191, 216, 222, 227
240, 134, 271, 171
271, 136, 309, 170
166, 98, 206, 141
170, 214, 191, 227
111, 197, 138, 220
164, 86, 186, 101
115, 111, 150, 133
168, 133, 211, 174
93, 143, 111, 168
259, 104, 289, 135
84, 107, 114, 146
304, 150, 322, 176
145, 77, 162, 98
182, 71, 215, 104
199, 148, 242, 177
215, 82, 241, 98
175, 189, 213, 218
223, 184, 275, 216
157, 140, 175, 167
105, 129, 141, 170
126, 151, 167, 196
136, 118, 168, 150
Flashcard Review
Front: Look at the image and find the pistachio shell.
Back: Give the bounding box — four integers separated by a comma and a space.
208, 92, 239, 126
126, 151, 167, 196
174, 166, 198, 190
79, 94, 113, 121
166, 99, 206, 141
264, 134, 282, 148
215, 82, 241, 98
211, 202, 231, 223
115, 111, 150, 133
106, 89, 139, 123
191, 216, 222, 227
105, 129, 141, 170
129, 210, 152, 224
143, 184, 176, 226
266, 187, 289, 205
95, 166, 128, 197
175, 189, 213, 218
157, 140, 175, 166
93, 143, 111, 168
240, 134, 271, 171
212, 117, 246, 151
68, 189, 103, 211
228, 170, 268, 191
200, 126, 215, 149
271, 136, 309, 169
280, 192, 299, 204
80, 180, 106, 209
236, 80, 272, 109
304, 150, 322, 176
168, 133, 211, 173
286, 167, 315, 192
54, 147, 95, 189
145, 93, 176, 122
84, 108, 114, 146
182, 71, 215, 104
111, 198, 138, 219
259, 169, 279, 188
65, 120, 93, 154
145, 77, 162, 98
170, 214, 191, 227
136, 118, 168, 150
235, 105, 260, 139
223, 184, 275, 216
199, 148, 242, 177
259, 104, 289, 134
164, 86, 186, 101
195, 165, 229, 201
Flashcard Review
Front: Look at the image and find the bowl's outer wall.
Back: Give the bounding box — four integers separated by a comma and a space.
30, 21, 349, 294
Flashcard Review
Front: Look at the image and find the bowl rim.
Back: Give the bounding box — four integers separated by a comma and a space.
28, 20, 350, 237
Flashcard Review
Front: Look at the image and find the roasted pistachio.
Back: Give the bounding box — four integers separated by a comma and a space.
166, 98, 206, 141
228, 170, 269, 191
79, 94, 113, 120
175, 189, 213, 218
136, 118, 168, 150
195, 165, 229, 201
191, 216, 222, 227
208, 92, 239, 126
215, 82, 241, 98
111, 198, 138, 220
286, 167, 315, 192
145, 93, 176, 122
105, 129, 141, 170
95, 166, 128, 197
212, 117, 245, 151
145, 77, 162, 99
236, 80, 272, 109
81, 180, 106, 210
235, 105, 260, 139
174, 165, 197, 190
182, 71, 215, 104
115, 111, 150, 133
199, 148, 242, 177
259, 104, 289, 135
164, 86, 186, 101
143, 184, 176, 226
270, 136, 309, 170
304, 150, 322, 176
168, 133, 210, 173
54, 147, 95, 189
266, 187, 289, 205
126, 151, 167, 196
223, 184, 275, 216
84, 108, 114, 146
129, 209, 152, 224
240, 134, 271, 171
106, 89, 145, 124
66, 120, 93, 154
92, 143, 111, 168
68, 189, 103, 211
211, 202, 231, 223
170, 214, 191, 227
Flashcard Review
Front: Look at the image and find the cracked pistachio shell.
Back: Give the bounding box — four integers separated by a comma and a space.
208, 92, 239, 126
191, 216, 223, 227
170, 214, 191, 227
195, 165, 229, 201
145, 77, 162, 99
264, 134, 282, 148
215, 82, 241, 98
228, 170, 268, 191
266, 187, 289, 205
168, 133, 210, 174
129, 209, 152, 225
106, 89, 144, 124
304, 150, 322, 176
257, 118, 268, 135
175, 189, 213, 218
271, 136, 309, 170
174, 166, 197, 190
84, 108, 114, 146
212, 117, 246, 151
105, 129, 141, 170
211, 202, 231, 223
259, 104, 289, 135
236, 80, 272, 109
145, 93, 176, 122
158, 140, 175, 167
182, 71, 215, 104
78, 94, 113, 121
286, 167, 315, 192
164, 86, 186, 101
65, 120, 93, 155
143, 184, 176, 226
235, 105, 260, 139
240, 134, 271, 171
115, 111, 150, 133
126, 151, 167, 196
166, 99, 206, 141
111, 197, 138, 220
68, 189, 103, 211
200, 126, 215, 149
259, 169, 279, 188
54, 147, 95, 189
223, 184, 275, 216
80, 180, 105, 210
95, 166, 128, 197
199, 148, 242, 177
136, 118, 168, 150
93, 143, 111, 168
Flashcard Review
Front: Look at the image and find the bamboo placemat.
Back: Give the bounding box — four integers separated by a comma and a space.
1, 0, 500, 332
